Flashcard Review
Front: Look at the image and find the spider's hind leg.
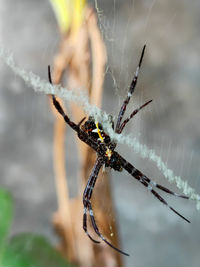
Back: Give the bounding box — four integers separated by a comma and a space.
87, 202, 129, 256
139, 178, 190, 223
83, 206, 100, 244
83, 157, 129, 256
122, 159, 190, 223
154, 182, 189, 199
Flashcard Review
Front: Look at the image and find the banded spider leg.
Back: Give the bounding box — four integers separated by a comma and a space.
119, 156, 190, 223
115, 45, 151, 133
114, 47, 190, 223
83, 157, 129, 256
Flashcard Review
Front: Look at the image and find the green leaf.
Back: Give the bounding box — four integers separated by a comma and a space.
0, 188, 13, 258
1, 233, 75, 267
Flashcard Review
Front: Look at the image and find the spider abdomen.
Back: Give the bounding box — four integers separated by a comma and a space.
105, 151, 123, 172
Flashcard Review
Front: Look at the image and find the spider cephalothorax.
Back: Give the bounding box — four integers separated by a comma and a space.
48, 45, 190, 256
81, 116, 110, 144
81, 116, 122, 171
81, 116, 111, 144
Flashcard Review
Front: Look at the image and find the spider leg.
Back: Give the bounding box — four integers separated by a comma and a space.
150, 188, 190, 223
48, 65, 80, 133
49, 66, 100, 152
153, 183, 189, 199
83, 157, 129, 255
78, 117, 86, 127
115, 45, 146, 133
87, 201, 129, 256
137, 173, 189, 199
138, 178, 190, 222
83, 206, 100, 243
120, 157, 190, 223
82, 158, 104, 244
120, 158, 189, 199
52, 94, 82, 132
118, 99, 152, 133
48, 65, 53, 84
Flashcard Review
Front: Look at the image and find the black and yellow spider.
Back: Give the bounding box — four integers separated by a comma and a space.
48, 45, 189, 256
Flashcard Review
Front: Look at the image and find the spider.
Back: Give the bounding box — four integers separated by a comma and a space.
48, 45, 190, 256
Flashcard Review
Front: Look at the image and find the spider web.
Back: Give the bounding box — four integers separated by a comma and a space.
93, 0, 200, 200
92, 2, 200, 265
2, 0, 199, 206
1, 45, 199, 208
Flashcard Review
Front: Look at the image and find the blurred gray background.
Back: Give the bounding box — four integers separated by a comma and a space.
1, 0, 200, 266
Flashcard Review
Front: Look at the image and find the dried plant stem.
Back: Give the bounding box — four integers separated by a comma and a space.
52, 111, 76, 261
88, 8, 107, 107
51, 5, 123, 266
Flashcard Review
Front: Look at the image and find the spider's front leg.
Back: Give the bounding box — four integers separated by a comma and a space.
118, 99, 152, 134
48, 65, 80, 133
48, 66, 100, 153
115, 45, 153, 134
115, 45, 146, 133
83, 157, 129, 256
